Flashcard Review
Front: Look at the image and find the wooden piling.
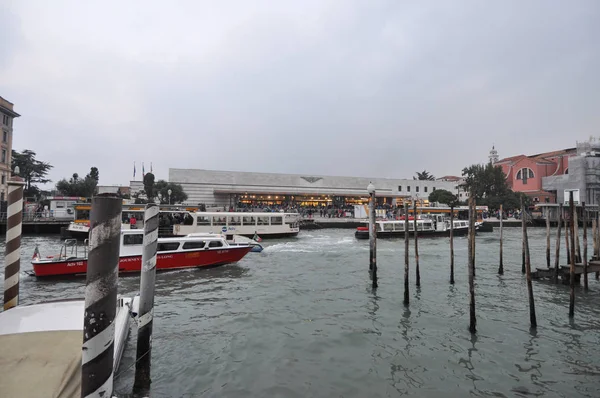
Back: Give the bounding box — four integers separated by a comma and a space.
450, 205, 455, 284
574, 207, 581, 263
597, 210, 600, 280
546, 206, 551, 268
565, 218, 571, 266
404, 202, 409, 305
554, 204, 563, 283
582, 202, 588, 291
498, 204, 504, 275
472, 198, 476, 278
368, 184, 377, 288
414, 201, 420, 287
593, 217, 597, 260
3, 169, 25, 311
521, 197, 526, 274
523, 219, 537, 328
569, 191, 576, 318
468, 196, 476, 334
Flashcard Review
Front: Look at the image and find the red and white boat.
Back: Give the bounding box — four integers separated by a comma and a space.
31, 230, 252, 277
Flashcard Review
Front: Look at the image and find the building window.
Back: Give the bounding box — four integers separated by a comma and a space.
2, 131, 6, 143
1, 175, 5, 185
1, 149, 6, 163
398, 185, 402, 192
516, 167, 535, 184
565, 168, 569, 175
459, 193, 463, 198
407, 186, 411, 192
533, 197, 539, 202
416, 186, 420, 193
0, 192, 4, 201
2, 115, 7, 125
424, 186, 428, 193
545, 197, 550, 203
432, 187, 436, 191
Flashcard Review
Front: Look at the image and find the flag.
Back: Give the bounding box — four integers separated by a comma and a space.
253, 232, 262, 242
32, 245, 40, 260
133, 162, 136, 179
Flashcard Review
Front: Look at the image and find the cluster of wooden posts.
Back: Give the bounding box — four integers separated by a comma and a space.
368, 190, 597, 334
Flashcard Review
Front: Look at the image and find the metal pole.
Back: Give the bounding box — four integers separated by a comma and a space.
569, 191, 576, 318
81, 195, 122, 398
3, 169, 25, 311
449, 205, 455, 284
583, 202, 588, 291
134, 203, 160, 389
414, 200, 420, 287
368, 189, 377, 288
554, 204, 563, 283
404, 202, 409, 306
498, 204, 504, 274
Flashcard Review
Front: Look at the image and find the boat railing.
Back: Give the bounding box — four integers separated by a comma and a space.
59, 238, 87, 259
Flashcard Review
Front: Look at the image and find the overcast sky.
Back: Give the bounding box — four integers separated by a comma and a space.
1, 1, 598, 187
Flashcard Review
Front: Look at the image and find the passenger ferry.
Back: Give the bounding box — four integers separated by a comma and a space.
31, 230, 252, 277
355, 215, 477, 239
170, 212, 300, 239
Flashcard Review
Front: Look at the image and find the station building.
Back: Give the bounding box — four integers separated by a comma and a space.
131, 168, 460, 207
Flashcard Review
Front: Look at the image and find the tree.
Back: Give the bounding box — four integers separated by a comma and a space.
428, 189, 458, 206
154, 180, 188, 204
414, 170, 435, 181
461, 163, 526, 211
143, 173, 155, 201
55, 167, 100, 197
11, 149, 53, 198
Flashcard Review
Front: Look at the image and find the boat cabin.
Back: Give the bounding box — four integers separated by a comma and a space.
119, 230, 230, 257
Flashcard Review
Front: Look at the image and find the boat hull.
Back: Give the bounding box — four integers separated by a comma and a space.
355, 228, 470, 239
32, 247, 252, 277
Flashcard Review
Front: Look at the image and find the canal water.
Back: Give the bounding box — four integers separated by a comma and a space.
2, 228, 600, 397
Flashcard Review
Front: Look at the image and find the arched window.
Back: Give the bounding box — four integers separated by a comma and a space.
565, 168, 569, 175
516, 167, 534, 184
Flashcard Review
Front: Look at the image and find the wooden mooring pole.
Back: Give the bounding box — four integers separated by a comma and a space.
597, 209, 600, 280
554, 204, 563, 283
414, 201, 420, 287
521, 197, 526, 274
134, 203, 160, 391
498, 204, 504, 275
450, 205, 455, 284
546, 206, 551, 268
582, 202, 588, 291
524, 217, 537, 328
368, 183, 377, 288
468, 196, 476, 334
569, 191, 576, 318
574, 207, 582, 263
3, 167, 25, 311
82, 195, 122, 398
565, 217, 571, 266
404, 202, 409, 306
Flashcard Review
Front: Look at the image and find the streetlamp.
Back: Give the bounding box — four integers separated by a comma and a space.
168, 189, 172, 205
157, 192, 162, 205
367, 182, 377, 288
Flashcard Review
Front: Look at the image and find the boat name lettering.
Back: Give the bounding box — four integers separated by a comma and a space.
67, 261, 85, 267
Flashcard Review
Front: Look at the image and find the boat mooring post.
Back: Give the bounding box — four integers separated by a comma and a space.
367, 182, 377, 288
468, 196, 476, 334
546, 206, 551, 268
3, 167, 25, 311
574, 207, 582, 263
582, 202, 588, 291
404, 202, 409, 306
134, 203, 160, 390
414, 200, 420, 287
450, 205, 455, 284
569, 191, 576, 318
554, 204, 563, 283
498, 204, 503, 275
521, 197, 526, 274
81, 195, 122, 398
565, 217, 571, 266
597, 208, 600, 280
523, 214, 537, 328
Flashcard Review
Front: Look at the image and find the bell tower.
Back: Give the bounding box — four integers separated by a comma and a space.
489, 145, 499, 164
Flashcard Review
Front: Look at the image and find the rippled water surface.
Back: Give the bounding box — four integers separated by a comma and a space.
2, 228, 600, 397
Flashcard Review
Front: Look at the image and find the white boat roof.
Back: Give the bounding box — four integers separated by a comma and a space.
0, 300, 84, 335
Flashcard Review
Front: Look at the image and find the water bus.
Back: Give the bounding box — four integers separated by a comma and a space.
171, 212, 300, 239
31, 229, 252, 277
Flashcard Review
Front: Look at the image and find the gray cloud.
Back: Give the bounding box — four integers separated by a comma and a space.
1, 0, 598, 187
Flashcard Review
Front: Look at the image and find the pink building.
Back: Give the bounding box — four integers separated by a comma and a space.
495, 147, 576, 203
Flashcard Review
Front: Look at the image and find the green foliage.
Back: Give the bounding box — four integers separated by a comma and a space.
414, 170, 435, 181
143, 173, 155, 200
428, 189, 458, 206
461, 163, 528, 211
55, 167, 99, 197
11, 149, 53, 198
154, 180, 188, 204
